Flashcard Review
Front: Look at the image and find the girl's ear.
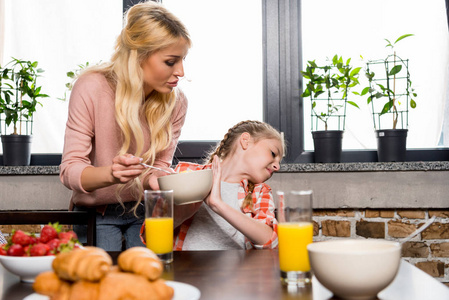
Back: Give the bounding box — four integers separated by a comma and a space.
239, 132, 251, 150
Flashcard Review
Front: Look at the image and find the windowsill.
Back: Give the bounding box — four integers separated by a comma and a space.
279, 161, 449, 172
1, 161, 449, 176
0, 165, 60, 175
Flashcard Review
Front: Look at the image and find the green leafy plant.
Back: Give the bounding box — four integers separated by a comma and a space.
0, 57, 49, 135
357, 34, 417, 130
301, 55, 361, 131
58, 61, 92, 101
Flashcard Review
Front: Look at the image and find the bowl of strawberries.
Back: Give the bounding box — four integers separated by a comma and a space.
0, 223, 82, 282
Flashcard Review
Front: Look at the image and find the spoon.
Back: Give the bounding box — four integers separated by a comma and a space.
400, 215, 436, 244
139, 163, 173, 174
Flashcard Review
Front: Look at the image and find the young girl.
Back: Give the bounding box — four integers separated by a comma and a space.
60, 1, 191, 251
142, 120, 285, 250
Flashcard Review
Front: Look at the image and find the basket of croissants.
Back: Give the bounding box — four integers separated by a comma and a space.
33, 246, 174, 300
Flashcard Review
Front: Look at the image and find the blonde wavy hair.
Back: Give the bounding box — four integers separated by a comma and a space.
81, 1, 191, 212
205, 120, 285, 210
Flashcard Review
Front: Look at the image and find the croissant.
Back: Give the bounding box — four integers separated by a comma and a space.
118, 247, 163, 281
52, 246, 113, 282
33, 271, 66, 297
68, 280, 100, 300
52, 281, 72, 300
97, 272, 174, 300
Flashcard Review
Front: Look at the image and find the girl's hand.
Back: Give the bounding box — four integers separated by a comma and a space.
111, 154, 145, 184
204, 155, 222, 211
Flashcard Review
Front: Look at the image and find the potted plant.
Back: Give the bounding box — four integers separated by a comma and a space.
0, 57, 49, 166
358, 34, 417, 162
301, 54, 361, 163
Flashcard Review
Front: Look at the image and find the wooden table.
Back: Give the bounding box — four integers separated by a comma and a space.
1, 249, 449, 300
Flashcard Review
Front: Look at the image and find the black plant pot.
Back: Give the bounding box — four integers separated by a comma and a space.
376, 129, 408, 162
312, 130, 343, 163
1, 135, 32, 166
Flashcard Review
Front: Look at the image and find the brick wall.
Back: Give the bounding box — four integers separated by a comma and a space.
312, 209, 449, 286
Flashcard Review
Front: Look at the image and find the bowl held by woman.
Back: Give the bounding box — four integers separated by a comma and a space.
158, 169, 213, 205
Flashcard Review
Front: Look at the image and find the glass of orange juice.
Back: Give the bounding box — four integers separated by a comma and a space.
144, 190, 174, 264
276, 190, 313, 286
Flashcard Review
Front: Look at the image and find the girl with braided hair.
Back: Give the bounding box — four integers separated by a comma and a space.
141, 120, 285, 250
60, 1, 191, 251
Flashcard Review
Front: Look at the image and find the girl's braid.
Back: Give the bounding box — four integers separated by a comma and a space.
206, 120, 251, 163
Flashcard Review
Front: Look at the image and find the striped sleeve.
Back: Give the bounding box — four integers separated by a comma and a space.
244, 183, 278, 249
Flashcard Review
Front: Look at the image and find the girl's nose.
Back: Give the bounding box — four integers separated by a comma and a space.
272, 161, 280, 171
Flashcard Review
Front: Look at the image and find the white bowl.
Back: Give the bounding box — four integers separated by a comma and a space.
158, 169, 213, 205
0, 255, 55, 282
307, 239, 401, 300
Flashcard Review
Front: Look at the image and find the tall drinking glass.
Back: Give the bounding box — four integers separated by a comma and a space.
144, 190, 174, 264
276, 190, 313, 286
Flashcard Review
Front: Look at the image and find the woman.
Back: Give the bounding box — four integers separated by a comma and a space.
60, 1, 191, 251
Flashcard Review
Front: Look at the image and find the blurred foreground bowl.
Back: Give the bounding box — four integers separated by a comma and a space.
158, 169, 213, 205
0, 255, 55, 283
307, 239, 401, 300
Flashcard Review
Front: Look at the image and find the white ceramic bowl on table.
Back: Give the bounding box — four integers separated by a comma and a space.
158, 169, 213, 205
307, 239, 401, 300
0, 255, 55, 282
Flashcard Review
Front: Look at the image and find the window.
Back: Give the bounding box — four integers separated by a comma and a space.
301, 0, 449, 152
1, 0, 123, 154
161, 0, 263, 141
1, 0, 263, 154
263, 0, 449, 162
2, 0, 448, 164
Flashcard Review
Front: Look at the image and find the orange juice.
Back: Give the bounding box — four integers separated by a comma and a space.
278, 222, 313, 272
145, 217, 173, 254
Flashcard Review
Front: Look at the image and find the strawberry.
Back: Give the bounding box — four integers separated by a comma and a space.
46, 238, 61, 254
11, 230, 32, 246
30, 243, 50, 257
23, 245, 31, 256
58, 230, 78, 241
58, 238, 71, 246
7, 244, 24, 256
29, 235, 39, 245
0, 245, 7, 256
40, 223, 61, 243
